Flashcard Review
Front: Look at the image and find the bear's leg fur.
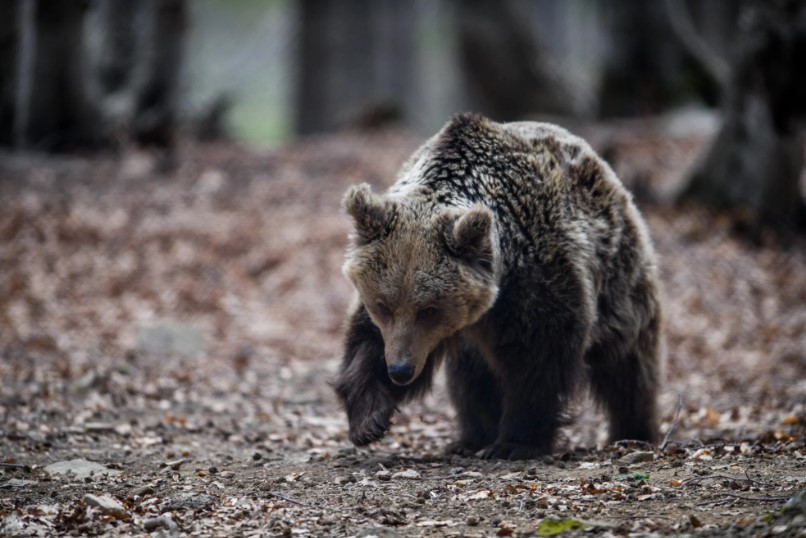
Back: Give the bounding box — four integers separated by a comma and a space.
335, 304, 437, 446
478, 308, 586, 460
586, 313, 661, 444
445, 342, 502, 456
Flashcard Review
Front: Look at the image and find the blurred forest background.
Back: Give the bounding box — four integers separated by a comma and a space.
1, 0, 805, 231
1, 1, 806, 535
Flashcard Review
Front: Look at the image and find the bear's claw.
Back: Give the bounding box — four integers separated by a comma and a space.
444, 440, 485, 457
348, 411, 391, 446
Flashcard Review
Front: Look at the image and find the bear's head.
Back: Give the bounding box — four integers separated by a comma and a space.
342, 183, 500, 386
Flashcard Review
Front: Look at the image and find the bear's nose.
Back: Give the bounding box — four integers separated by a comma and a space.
387, 363, 415, 385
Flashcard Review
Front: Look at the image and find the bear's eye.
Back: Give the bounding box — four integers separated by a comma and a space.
375, 301, 392, 319
416, 307, 441, 324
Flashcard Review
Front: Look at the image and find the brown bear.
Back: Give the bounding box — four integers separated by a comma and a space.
334, 113, 663, 460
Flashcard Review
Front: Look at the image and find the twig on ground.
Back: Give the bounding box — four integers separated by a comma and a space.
722, 493, 791, 502
268, 492, 314, 508
745, 469, 776, 488
0, 462, 29, 470
683, 473, 778, 487
660, 393, 684, 450
143, 514, 179, 532
697, 492, 791, 508
698, 497, 736, 508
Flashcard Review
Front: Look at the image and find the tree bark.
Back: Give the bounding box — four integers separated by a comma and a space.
455, 0, 572, 120
599, 0, 721, 116
131, 0, 187, 146
679, 0, 806, 233
295, 0, 415, 135
23, 0, 99, 150
0, 1, 19, 146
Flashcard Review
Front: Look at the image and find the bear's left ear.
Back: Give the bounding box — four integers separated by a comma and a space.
446, 205, 497, 275
342, 183, 396, 245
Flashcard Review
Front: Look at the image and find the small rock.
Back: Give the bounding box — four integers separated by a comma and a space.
392, 469, 420, 480
162, 458, 186, 470
130, 485, 155, 498
467, 515, 480, 526
137, 320, 205, 357
44, 459, 121, 480
144, 514, 179, 532
460, 471, 483, 478
783, 489, 806, 515
83, 422, 116, 433
376, 470, 392, 481
114, 423, 132, 436
70, 371, 99, 392
84, 494, 128, 518
620, 451, 654, 465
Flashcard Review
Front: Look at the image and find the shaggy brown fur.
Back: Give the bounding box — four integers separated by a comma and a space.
334, 113, 663, 460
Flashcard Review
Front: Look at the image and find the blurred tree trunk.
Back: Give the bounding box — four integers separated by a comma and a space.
132, 0, 187, 146
296, 0, 415, 135
0, 1, 19, 146
24, 0, 99, 150
455, 0, 572, 120
92, 0, 187, 146
598, 0, 722, 116
678, 0, 806, 233
0, 0, 186, 151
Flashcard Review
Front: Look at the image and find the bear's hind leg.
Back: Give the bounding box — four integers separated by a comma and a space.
479, 316, 586, 460
445, 343, 502, 456
586, 315, 661, 444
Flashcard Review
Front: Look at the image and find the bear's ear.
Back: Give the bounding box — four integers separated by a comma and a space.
342, 183, 395, 245
446, 205, 497, 274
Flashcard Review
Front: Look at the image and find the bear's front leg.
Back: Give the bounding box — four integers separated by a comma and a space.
334, 305, 397, 445
334, 304, 437, 446
445, 343, 502, 456
478, 311, 587, 460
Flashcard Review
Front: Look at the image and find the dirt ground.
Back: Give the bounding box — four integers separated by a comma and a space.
1, 125, 805, 537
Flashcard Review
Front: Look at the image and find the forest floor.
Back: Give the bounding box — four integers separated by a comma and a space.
1, 122, 805, 537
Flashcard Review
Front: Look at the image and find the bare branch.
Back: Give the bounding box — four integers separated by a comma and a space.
664, 0, 730, 86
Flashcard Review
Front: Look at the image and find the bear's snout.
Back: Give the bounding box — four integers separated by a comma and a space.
387, 363, 415, 385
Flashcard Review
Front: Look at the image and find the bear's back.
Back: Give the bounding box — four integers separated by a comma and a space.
390, 114, 652, 279
393, 115, 629, 214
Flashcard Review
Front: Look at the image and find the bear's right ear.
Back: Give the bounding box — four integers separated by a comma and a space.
445, 205, 497, 275
342, 184, 395, 245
